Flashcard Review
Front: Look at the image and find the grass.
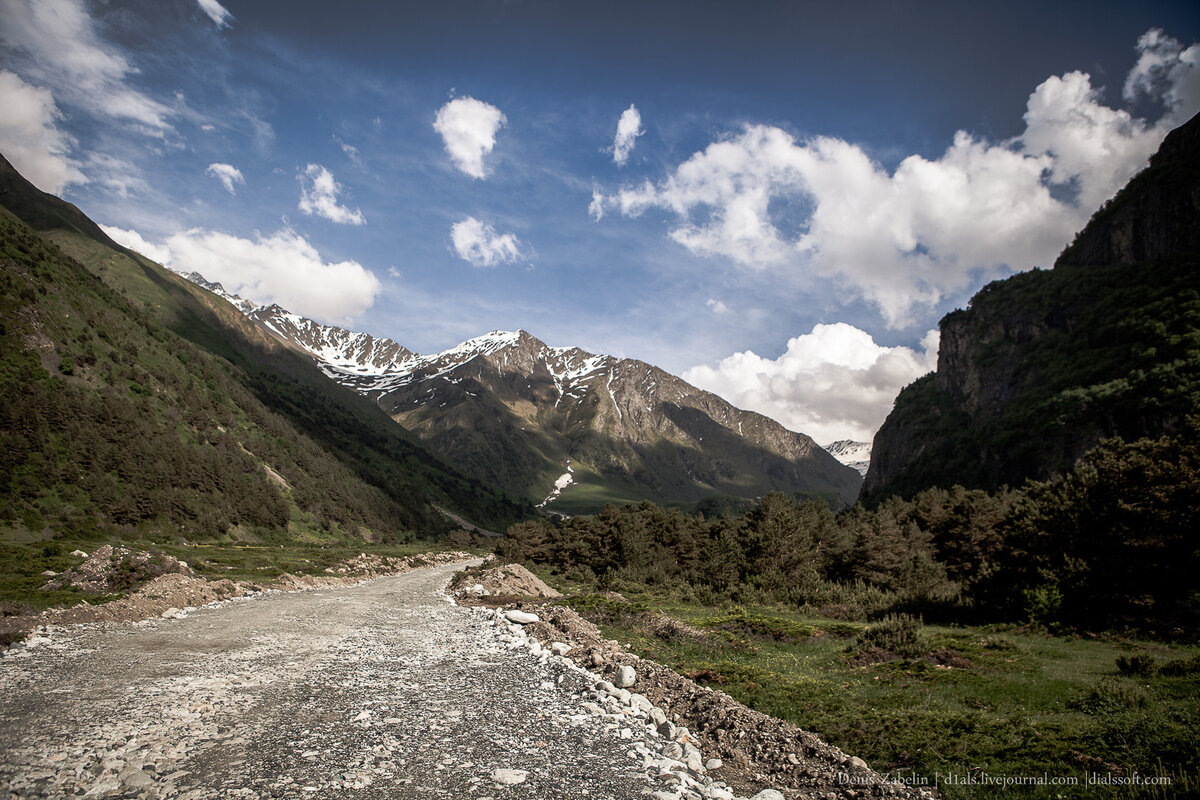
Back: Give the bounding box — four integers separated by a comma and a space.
537, 570, 1200, 799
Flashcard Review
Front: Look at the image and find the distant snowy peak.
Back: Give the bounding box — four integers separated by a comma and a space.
180, 271, 257, 314
823, 440, 872, 477
340, 328, 621, 399
175, 271, 413, 374
250, 305, 414, 375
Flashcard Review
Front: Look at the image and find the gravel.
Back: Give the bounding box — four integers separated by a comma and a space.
0, 561, 761, 799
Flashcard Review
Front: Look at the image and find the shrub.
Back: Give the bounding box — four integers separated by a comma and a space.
850, 613, 927, 659
1116, 653, 1159, 677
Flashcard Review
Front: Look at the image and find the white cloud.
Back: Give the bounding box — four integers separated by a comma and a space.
100, 224, 171, 264
1124, 28, 1200, 119
450, 217, 523, 267
96, 225, 380, 322
684, 323, 939, 444
597, 30, 1200, 328
298, 163, 365, 225
335, 136, 364, 168
588, 186, 606, 221
0, 70, 85, 193
706, 298, 730, 315
433, 96, 506, 179
164, 228, 381, 322
85, 152, 148, 197
612, 104, 643, 166
195, 0, 232, 28
205, 162, 244, 195
0, 0, 174, 135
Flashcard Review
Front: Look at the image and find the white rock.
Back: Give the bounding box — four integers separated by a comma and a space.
614, 665, 636, 688
70, 550, 88, 557
491, 768, 528, 785
549, 642, 572, 656
504, 610, 539, 625
161, 608, 181, 619
705, 758, 723, 770
847, 756, 868, 770
751, 791, 785, 800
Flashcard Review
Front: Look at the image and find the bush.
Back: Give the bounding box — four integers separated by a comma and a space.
850, 613, 927, 659
1116, 653, 1159, 677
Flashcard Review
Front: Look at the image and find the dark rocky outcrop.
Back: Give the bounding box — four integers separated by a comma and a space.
861, 112, 1200, 504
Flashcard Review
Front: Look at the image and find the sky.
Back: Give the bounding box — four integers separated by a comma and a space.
2, 0, 1198, 445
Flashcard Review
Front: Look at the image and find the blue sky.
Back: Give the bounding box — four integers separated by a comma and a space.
2, 0, 1198, 443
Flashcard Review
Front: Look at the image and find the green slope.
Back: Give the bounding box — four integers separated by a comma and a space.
0, 155, 532, 545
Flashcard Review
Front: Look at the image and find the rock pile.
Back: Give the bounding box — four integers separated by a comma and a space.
452, 560, 562, 600
41, 545, 196, 593
323, 550, 471, 579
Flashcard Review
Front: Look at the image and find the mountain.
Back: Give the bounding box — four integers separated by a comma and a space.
861, 112, 1200, 504
178, 293, 863, 512
822, 441, 871, 477
0, 153, 531, 544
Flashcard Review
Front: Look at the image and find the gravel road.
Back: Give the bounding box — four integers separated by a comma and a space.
0, 561, 730, 799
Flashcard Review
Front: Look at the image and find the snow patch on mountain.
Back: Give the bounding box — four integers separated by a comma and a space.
822, 440, 872, 477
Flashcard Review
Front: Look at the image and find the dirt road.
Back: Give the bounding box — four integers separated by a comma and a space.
0, 562, 729, 799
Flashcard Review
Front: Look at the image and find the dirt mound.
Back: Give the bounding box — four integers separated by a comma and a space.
42, 545, 196, 594
452, 562, 562, 600
508, 601, 930, 799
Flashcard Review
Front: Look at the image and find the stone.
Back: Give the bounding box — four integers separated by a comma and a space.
649, 708, 667, 726
750, 791, 785, 800
614, 665, 636, 688
503, 610, 539, 625
847, 756, 868, 770
705, 758, 723, 770
490, 768, 528, 785
549, 642, 572, 656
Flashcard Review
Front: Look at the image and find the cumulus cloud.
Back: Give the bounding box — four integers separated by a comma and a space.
195, 0, 233, 28
612, 104, 643, 166
1123, 28, 1200, 118
595, 30, 1200, 327
100, 224, 172, 264
450, 217, 523, 267
206, 162, 244, 195
433, 96, 506, 179
298, 163, 365, 225
0, 70, 85, 193
0, 0, 174, 135
684, 323, 939, 444
165, 228, 381, 322
706, 298, 730, 315
96, 225, 380, 322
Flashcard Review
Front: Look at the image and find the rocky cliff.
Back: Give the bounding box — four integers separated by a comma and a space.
861, 112, 1200, 504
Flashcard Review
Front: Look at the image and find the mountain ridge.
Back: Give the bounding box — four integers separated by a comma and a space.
861, 111, 1200, 503
172, 277, 863, 512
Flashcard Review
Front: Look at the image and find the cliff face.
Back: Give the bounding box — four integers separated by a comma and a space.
861, 112, 1200, 504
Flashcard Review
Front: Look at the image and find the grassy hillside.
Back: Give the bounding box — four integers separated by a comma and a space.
0, 165, 531, 553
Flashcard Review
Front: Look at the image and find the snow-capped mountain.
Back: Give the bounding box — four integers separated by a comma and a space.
822, 440, 872, 477
175, 272, 863, 512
